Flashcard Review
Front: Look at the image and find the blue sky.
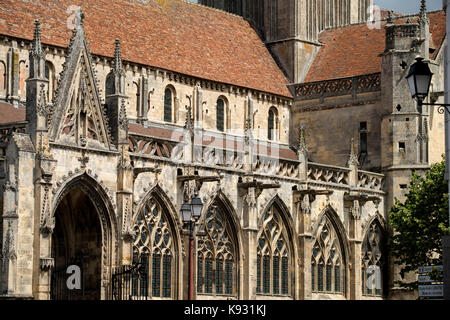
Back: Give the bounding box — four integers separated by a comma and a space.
374, 0, 442, 14
187, 0, 443, 14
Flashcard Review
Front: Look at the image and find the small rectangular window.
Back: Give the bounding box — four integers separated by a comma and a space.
399, 142, 406, 152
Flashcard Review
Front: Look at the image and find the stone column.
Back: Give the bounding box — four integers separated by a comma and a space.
294, 192, 313, 300
117, 146, 134, 266
347, 199, 362, 300
1, 133, 36, 298
34, 156, 57, 300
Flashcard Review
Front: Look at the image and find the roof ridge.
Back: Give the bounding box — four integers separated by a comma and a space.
131, 0, 245, 19
319, 9, 445, 34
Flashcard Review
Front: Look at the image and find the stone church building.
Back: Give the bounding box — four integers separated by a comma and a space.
0, 0, 446, 300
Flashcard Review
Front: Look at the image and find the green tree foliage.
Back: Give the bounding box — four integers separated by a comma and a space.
389, 158, 449, 289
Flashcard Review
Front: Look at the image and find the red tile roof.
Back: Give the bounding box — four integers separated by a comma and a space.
0, 0, 291, 98
305, 10, 446, 83
0, 102, 26, 124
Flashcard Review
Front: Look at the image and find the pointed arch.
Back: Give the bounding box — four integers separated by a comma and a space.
45, 61, 56, 101
361, 215, 388, 297
51, 172, 119, 299
132, 184, 181, 299
197, 190, 242, 297
163, 85, 176, 123
0, 60, 6, 97
256, 195, 296, 297
311, 205, 349, 295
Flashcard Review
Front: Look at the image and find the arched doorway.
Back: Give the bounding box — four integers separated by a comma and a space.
50, 179, 111, 300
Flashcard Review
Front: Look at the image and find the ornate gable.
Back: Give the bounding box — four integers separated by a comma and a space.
48, 18, 113, 150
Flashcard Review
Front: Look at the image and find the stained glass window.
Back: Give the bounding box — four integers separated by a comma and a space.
132, 196, 175, 299
216, 98, 225, 132
164, 88, 173, 122
311, 215, 345, 294
256, 204, 290, 296
197, 202, 236, 296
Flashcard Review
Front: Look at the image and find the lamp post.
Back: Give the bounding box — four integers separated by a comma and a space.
180, 194, 203, 300
407, 56, 450, 300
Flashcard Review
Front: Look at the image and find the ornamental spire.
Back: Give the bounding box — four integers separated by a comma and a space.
347, 138, 359, 167
419, 0, 428, 23
297, 126, 308, 155
420, 0, 427, 17
31, 19, 44, 58
113, 38, 123, 72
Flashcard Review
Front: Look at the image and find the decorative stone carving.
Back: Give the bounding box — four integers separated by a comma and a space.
39, 257, 54, 271
350, 200, 360, 220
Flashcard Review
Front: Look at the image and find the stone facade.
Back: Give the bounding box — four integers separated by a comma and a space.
0, 0, 445, 301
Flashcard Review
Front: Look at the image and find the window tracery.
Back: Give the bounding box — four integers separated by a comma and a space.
311, 215, 344, 294
361, 220, 384, 296
256, 203, 290, 296
197, 202, 236, 296
132, 196, 175, 299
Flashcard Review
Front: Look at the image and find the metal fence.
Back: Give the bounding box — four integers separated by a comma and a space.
111, 262, 149, 300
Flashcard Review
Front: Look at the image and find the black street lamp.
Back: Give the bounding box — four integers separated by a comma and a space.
407, 57, 450, 113
180, 195, 203, 300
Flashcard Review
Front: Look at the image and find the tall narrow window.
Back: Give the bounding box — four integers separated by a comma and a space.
45, 61, 55, 101
197, 201, 237, 297
164, 88, 173, 123
216, 98, 225, 132
268, 107, 279, 141
311, 214, 345, 294
132, 195, 176, 299
0, 61, 6, 97
256, 203, 291, 296
362, 221, 385, 296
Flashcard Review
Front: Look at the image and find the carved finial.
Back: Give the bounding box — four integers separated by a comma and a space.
113, 38, 122, 72
32, 19, 43, 57
297, 126, 308, 155
347, 138, 359, 166
387, 10, 394, 24
420, 0, 427, 18
76, 8, 85, 29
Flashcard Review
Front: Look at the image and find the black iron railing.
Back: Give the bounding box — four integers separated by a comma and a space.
111, 262, 149, 300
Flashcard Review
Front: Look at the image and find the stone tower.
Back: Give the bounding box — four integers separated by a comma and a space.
199, 0, 374, 83
379, 2, 434, 299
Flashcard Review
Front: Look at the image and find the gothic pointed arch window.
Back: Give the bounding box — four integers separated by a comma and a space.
45, 61, 55, 102
256, 202, 291, 296
311, 214, 345, 294
361, 220, 385, 296
163, 86, 174, 123
268, 107, 278, 141
133, 82, 140, 118
18, 60, 27, 98
0, 61, 6, 98
216, 98, 225, 132
197, 200, 237, 297
132, 194, 177, 299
